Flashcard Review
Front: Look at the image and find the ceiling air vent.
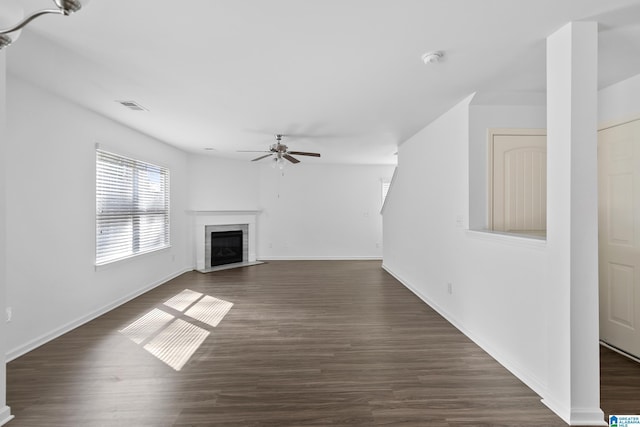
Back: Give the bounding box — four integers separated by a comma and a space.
116, 100, 148, 111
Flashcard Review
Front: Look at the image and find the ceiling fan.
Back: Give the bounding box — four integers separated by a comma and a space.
239, 135, 321, 168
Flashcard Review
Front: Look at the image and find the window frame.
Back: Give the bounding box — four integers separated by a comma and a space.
95, 147, 171, 266
381, 178, 391, 204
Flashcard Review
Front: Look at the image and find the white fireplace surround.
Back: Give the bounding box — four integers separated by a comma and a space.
190, 210, 260, 272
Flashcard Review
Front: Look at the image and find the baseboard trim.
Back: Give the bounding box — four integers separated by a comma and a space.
566, 409, 607, 426
541, 398, 606, 427
381, 263, 548, 400
258, 256, 383, 261
0, 406, 13, 426
600, 340, 640, 364
6, 267, 193, 362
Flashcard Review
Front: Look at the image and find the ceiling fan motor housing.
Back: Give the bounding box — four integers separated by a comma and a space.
271, 143, 288, 152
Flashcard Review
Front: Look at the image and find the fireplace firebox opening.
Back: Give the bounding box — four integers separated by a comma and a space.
211, 230, 243, 267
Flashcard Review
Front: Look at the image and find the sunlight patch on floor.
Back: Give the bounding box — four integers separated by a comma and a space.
184, 295, 234, 327
163, 289, 204, 311
119, 308, 174, 344
143, 319, 210, 371
119, 289, 233, 371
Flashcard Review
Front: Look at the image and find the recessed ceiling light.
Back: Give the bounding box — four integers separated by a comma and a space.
421, 51, 444, 64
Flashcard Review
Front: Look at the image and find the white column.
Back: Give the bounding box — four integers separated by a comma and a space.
545, 22, 604, 426
0, 50, 15, 425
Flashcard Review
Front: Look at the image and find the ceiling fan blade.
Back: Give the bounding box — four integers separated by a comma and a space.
283, 154, 300, 164
252, 154, 273, 161
288, 151, 321, 157
238, 150, 271, 153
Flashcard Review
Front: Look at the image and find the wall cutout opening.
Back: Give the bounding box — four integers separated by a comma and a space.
488, 128, 547, 238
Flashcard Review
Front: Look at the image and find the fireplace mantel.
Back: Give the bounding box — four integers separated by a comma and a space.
187, 210, 262, 216
189, 210, 261, 272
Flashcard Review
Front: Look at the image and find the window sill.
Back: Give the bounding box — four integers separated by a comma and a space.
466, 229, 547, 249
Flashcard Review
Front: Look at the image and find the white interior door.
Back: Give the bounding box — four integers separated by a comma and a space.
491, 131, 547, 236
599, 118, 640, 359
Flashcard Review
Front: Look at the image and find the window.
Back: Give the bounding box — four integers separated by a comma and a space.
96, 149, 170, 265
381, 179, 391, 204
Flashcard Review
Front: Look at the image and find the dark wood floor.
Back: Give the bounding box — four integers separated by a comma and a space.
6, 261, 640, 426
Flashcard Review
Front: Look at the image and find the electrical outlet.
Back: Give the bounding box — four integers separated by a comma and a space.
6, 307, 12, 322
447, 283, 453, 295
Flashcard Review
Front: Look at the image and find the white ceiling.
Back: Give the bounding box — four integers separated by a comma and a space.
5, 0, 640, 164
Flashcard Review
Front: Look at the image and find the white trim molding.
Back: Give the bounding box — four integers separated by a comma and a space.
0, 406, 13, 426
187, 210, 262, 216
465, 229, 547, 249
540, 401, 607, 426
259, 256, 382, 261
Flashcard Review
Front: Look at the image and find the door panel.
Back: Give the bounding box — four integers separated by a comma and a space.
608, 262, 634, 329
491, 133, 547, 235
609, 173, 633, 245
599, 118, 640, 358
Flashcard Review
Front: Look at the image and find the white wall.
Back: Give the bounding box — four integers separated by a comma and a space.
468, 102, 546, 229
5, 76, 191, 359
185, 155, 393, 261
0, 50, 14, 425
186, 155, 261, 267
187, 154, 260, 211
599, 72, 640, 125
257, 164, 394, 259
383, 95, 551, 406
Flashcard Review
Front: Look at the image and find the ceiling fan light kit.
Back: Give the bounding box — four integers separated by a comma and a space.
0, 0, 90, 50
271, 156, 286, 170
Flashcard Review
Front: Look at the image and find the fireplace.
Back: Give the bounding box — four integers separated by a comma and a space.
191, 210, 261, 272
203, 223, 249, 270
211, 230, 243, 267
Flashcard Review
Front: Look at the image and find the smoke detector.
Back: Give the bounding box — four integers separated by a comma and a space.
421, 51, 444, 64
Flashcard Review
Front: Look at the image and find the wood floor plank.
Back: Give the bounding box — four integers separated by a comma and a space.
6, 260, 639, 426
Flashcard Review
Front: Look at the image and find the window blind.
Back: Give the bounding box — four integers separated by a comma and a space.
96, 149, 170, 265
382, 180, 391, 203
